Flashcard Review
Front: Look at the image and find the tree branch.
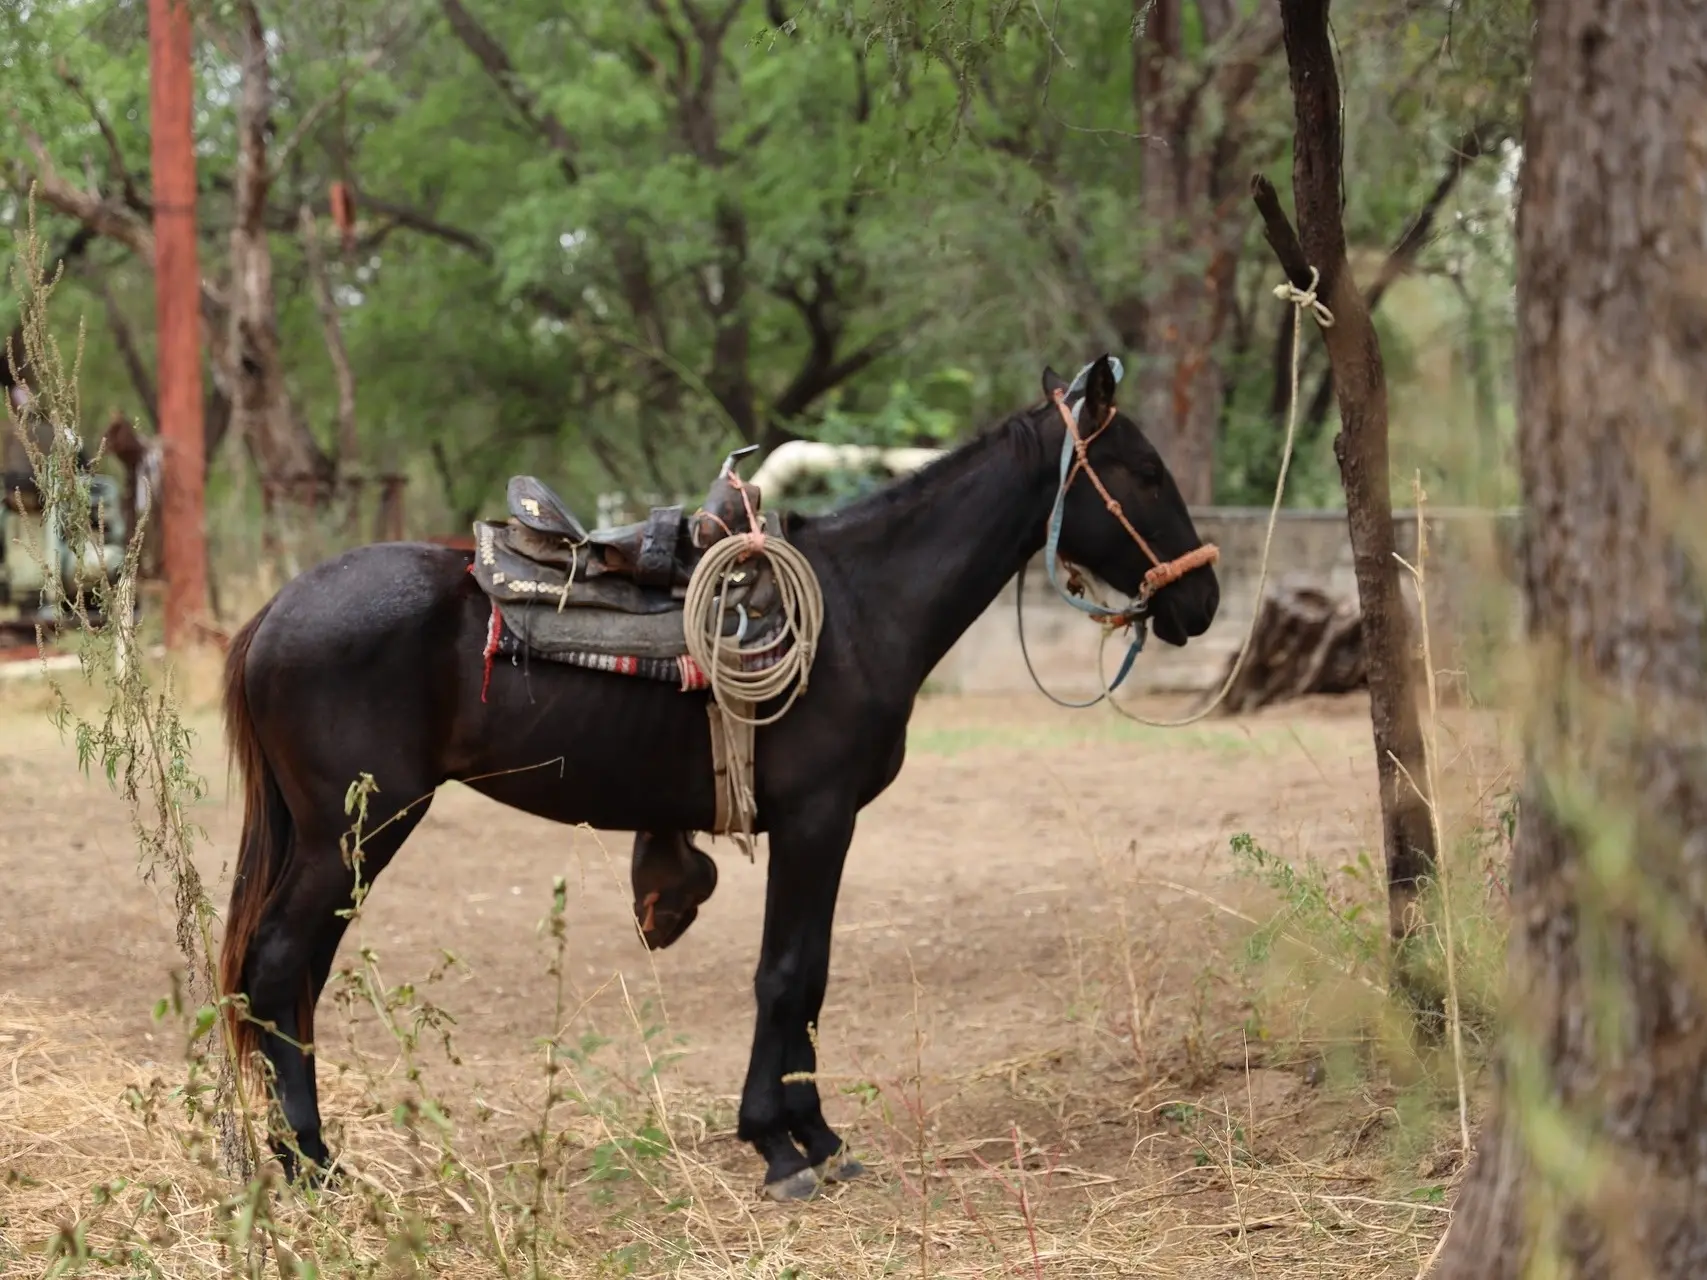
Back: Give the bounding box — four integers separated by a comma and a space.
1251, 174, 1314, 289
96, 277, 159, 430
440, 0, 581, 182
1369, 125, 1502, 311
298, 204, 361, 465
8, 118, 158, 261
268, 44, 390, 179
1292, 124, 1506, 431
53, 64, 147, 213
349, 187, 496, 261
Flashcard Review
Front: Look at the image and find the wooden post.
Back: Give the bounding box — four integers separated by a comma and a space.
148, 0, 209, 646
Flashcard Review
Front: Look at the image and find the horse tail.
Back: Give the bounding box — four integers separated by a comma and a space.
217, 600, 292, 1084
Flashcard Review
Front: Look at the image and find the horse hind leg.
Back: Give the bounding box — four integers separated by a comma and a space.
241, 846, 351, 1180
242, 800, 432, 1183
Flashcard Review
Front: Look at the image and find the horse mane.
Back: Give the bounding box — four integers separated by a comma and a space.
786, 403, 1048, 535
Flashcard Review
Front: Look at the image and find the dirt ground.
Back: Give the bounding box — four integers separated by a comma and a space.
0, 680, 1502, 1276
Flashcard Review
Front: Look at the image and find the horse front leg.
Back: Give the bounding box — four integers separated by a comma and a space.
738, 804, 859, 1200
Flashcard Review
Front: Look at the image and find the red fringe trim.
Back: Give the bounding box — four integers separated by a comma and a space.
481, 600, 502, 703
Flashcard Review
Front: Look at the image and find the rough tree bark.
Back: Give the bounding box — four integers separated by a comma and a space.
1433, 1, 1707, 1274
1250, 0, 1437, 963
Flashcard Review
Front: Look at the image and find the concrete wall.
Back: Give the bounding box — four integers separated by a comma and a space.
928, 506, 1522, 697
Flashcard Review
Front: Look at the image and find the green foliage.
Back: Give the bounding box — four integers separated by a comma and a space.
816, 367, 974, 449
1, 0, 1531, 537
1226, 790, 1517, 1167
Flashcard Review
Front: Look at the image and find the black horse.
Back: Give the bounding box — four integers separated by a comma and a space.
218, 356, 1220, 1199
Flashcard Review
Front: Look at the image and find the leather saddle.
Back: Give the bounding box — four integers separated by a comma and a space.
469, 446, 785, 661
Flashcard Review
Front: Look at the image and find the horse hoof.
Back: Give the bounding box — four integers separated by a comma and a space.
278, 1151, 341, 1193
762, 1168, 821, 1202
305, 1162, 344, 1192
815, 1152, 866, 1183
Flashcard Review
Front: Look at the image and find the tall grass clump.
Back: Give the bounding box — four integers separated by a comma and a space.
1221, 481, 1519, 1173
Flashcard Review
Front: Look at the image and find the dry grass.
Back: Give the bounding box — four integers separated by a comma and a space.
0, 869, 1473, 1280
0, 649, 1504, 1278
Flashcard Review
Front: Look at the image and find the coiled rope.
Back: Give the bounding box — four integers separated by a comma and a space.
682, 522, 825, 726
682, 479, 825, 856
1092, 267, 1334, 729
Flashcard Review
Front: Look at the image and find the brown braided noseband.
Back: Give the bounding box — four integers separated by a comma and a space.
1049, 388, 1220, 609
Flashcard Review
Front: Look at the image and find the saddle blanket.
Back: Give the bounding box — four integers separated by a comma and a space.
480, 600, 791, 697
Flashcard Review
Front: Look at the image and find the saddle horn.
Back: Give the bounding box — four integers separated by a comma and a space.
694, 444, 764, 550
721, 444, 761, 477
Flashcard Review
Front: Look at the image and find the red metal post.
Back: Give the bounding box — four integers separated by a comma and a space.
148, 0, 208, 647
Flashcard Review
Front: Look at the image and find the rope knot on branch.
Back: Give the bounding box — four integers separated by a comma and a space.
1274, 265, 1336, 329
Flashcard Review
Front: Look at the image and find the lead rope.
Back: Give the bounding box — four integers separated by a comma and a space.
1096, 268, 1333, 728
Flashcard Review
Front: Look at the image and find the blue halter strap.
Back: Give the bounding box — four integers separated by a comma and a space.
1033, 356, 1148, 695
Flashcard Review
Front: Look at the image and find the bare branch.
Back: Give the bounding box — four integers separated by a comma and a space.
96, 278, 160, 430
53, 63, 147, 212
771, 265, 907, 423
268, 45, 389, 178
1294, 124, 1508, 431
350, 188, 496, 261
1250, 173, 1314, 291
298, 204, 360, 465
8, 117, 157, 260
1368, 125, 1503, 311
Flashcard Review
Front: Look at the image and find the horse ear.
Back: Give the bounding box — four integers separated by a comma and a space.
1081, 354, 1118, 423
1041, 365, 1069, 403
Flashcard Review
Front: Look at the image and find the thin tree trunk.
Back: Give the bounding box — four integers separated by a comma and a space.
298, 204, 360, 468
1251, 0, 1437, 986
1129, 0, 1234, 506
229, 0, 334, 516
1434, 1, 1707, 1274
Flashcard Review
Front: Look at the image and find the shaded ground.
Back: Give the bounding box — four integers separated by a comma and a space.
1, 684, 1496, 1276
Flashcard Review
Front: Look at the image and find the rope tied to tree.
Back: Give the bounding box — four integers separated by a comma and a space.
1275, 265, 1336, 330
1092, 265, 1335, 728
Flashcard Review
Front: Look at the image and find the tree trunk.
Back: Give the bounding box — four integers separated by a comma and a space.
1252, 0, 1437, 972
229, 0, 334, 515
1433, 1, 1707, 1275
1127, 0, 1252, 506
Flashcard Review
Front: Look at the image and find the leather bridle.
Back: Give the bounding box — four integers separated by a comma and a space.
1045, 386, 1220, 624
1018, 379, 1220, 710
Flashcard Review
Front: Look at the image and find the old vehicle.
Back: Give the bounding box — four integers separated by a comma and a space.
0, 469, 130, 643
